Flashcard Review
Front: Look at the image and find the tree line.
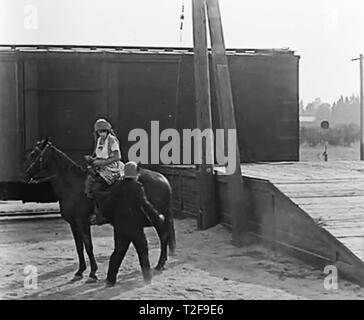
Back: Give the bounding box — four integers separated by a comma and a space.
300, 95, 360, 147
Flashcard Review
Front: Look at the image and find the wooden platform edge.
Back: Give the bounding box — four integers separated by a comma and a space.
233, 176, 364, 288
159, 166, 364, 288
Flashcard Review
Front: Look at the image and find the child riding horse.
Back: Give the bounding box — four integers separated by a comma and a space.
84, 118, 124, 225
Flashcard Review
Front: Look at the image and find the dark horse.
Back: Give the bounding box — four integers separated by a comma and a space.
22, 138, 176, 283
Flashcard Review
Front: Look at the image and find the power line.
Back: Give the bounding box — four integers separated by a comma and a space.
179, 0, 185, 45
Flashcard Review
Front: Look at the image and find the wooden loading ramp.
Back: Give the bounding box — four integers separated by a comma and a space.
160, 162, 364, 288
216, 161, 364, 287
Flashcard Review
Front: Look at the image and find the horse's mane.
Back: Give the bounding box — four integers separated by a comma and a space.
51, 145, 87, 177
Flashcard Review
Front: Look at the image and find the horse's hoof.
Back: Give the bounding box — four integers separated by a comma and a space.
85, 277, 98, 284
105, 280, 115, 288
153, 267, 163, 275
70, 275, 83, 282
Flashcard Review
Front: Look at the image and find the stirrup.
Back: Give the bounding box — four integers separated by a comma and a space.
89, 214, 97, 225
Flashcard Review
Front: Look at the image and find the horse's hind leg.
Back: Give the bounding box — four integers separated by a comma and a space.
154, 227, 169, 272
155, 207, 175, 271
133, 233, 152, 284
167, 217, 176, 255
77, 220, 98, 283
70, 222, 86, 281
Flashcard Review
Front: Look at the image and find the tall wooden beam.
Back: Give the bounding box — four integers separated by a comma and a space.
206, 0, 249, 245
192, 0, 218, 229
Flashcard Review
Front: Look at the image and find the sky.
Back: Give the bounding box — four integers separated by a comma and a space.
0, 0, 363, 105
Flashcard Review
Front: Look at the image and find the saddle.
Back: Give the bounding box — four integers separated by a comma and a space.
85, 164, 125, 225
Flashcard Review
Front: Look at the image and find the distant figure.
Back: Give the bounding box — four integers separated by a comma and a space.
95, 161, 165, 287
84, 118, 124, 225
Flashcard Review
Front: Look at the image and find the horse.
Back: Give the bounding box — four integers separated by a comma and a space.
22, 138, 176, 283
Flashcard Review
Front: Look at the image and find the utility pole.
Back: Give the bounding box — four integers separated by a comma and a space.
205, 0, 249, 246
192, 0, 218, 229
352, 54, 364, 160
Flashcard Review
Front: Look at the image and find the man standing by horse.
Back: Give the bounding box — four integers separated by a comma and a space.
95, 161, 166, 287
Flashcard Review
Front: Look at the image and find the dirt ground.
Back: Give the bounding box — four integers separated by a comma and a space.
1, 216, 364, 300
300, 142, 360, 161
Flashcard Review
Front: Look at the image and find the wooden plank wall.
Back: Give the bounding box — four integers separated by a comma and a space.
0, 56, 23, 182
158, 166, 199, 219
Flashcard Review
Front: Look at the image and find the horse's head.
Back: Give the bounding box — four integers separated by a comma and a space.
22, 137, 55, 183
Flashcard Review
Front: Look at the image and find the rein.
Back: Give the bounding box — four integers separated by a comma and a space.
28, 174, 57, 184
25, 142, 57, 184
25, 141, 87, 184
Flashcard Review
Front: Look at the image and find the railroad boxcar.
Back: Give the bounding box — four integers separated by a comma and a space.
0, 45, 299, 201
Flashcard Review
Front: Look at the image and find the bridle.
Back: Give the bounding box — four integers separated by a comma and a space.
24, 142, 56, 184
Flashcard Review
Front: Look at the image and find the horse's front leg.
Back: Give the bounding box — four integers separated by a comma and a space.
70, 222, 86, 281
77, 220, 98, 283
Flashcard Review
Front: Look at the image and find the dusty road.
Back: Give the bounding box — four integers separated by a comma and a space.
1, 217, 364, 300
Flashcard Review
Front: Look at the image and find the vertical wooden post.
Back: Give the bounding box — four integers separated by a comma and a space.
206, 0, 249, 245
360, 54, 364, 161
192, 0, 218, 229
